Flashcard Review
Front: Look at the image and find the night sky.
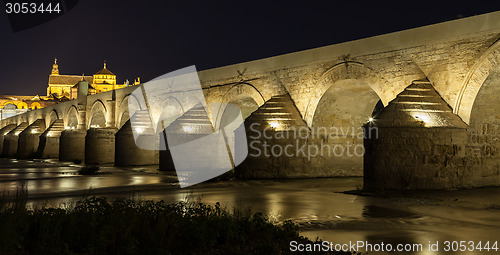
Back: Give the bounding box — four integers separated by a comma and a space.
0, 1, 498, 96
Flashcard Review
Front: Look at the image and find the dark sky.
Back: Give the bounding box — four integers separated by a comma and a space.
0, 1, 499, 96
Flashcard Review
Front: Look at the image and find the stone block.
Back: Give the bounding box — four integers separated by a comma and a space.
433, 144, 454, 156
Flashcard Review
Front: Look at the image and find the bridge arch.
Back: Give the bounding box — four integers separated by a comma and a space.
31, 102, 41, 110
3, 102, 16, 109
65, 106, 79, 129
467, 62, 500, 183
213, 83, 265, 130
454, 38, 500, 124
46, 110, 59, 128
117, 95, 131, 129
126, 93, 148, 123
304, 62, 383, 127
17, 102, 28, 109
156, 96, 185, 131
302, 62, 384, 176
469, 65, 500, 129
88, 100, 107, 128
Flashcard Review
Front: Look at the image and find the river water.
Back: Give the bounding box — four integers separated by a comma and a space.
1, 159, 499, 254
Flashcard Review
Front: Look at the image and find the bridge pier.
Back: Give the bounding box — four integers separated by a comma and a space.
0, 124, 17, 156
237, 94, 313, 178
158, 105, 217, 172
17, 119, 45, 159
37, 119, 64, 158
85, 128, 117, 165
159, 137, 175, 171
363, 80, 469, 190
2, 122, 28, 157
115, 120, 158, 166
59, 129, 86, 162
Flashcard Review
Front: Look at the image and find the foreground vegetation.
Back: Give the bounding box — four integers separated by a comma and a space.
0, 192, 345, 255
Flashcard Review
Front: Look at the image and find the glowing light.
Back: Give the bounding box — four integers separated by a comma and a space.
414, 115, 431, 123
4, 132, 8, 135
135, 127, 144, 134
64, 126, 71, 130
269, 121, 280, 129
31, 130, 37, 134
183, 126, 194, 133
90, 125, 100, 128
14, 132, 20, 136
368, 117, 374, 122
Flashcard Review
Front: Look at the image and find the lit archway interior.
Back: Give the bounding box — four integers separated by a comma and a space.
468, 65, 500, 170
67, 107, 79, 129
219, 96, 259, 129
119, 111, 130, 128
89, 111, 106, 128
3, 103, 16, 109
17, 102, 28, 109
47, 111, 58, 128
157, 97, 185, 131
88, 101, 107, 128
31, 102, 41, 110
311, 79, 381, 175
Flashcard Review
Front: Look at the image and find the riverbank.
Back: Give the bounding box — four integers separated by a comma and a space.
0, 192, 351, 255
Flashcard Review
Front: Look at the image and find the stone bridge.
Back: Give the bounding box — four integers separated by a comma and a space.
1, 11, 500, 189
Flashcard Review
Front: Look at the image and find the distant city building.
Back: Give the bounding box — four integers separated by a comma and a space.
47, 59, 139, 99
0, 95, 52, 120
0, 59, 140, 120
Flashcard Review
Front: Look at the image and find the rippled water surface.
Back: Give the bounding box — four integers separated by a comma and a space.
1, 159, 499, 254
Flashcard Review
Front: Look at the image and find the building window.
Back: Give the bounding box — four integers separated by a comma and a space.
31, 102, 41, 110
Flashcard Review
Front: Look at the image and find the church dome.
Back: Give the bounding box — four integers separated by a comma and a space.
93, 61, 117, 85
95, 62, 115, 76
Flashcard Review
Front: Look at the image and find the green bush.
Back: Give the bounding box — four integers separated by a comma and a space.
0, 195, 345, 255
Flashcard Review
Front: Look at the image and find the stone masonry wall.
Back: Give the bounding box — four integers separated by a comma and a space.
238, 129, 365, 178
364, 127, 473, 190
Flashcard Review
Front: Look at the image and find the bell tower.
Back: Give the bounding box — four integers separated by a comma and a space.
51, 58, 59, 75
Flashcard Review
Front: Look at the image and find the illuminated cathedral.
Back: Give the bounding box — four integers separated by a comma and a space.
47, 59, 139, 99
